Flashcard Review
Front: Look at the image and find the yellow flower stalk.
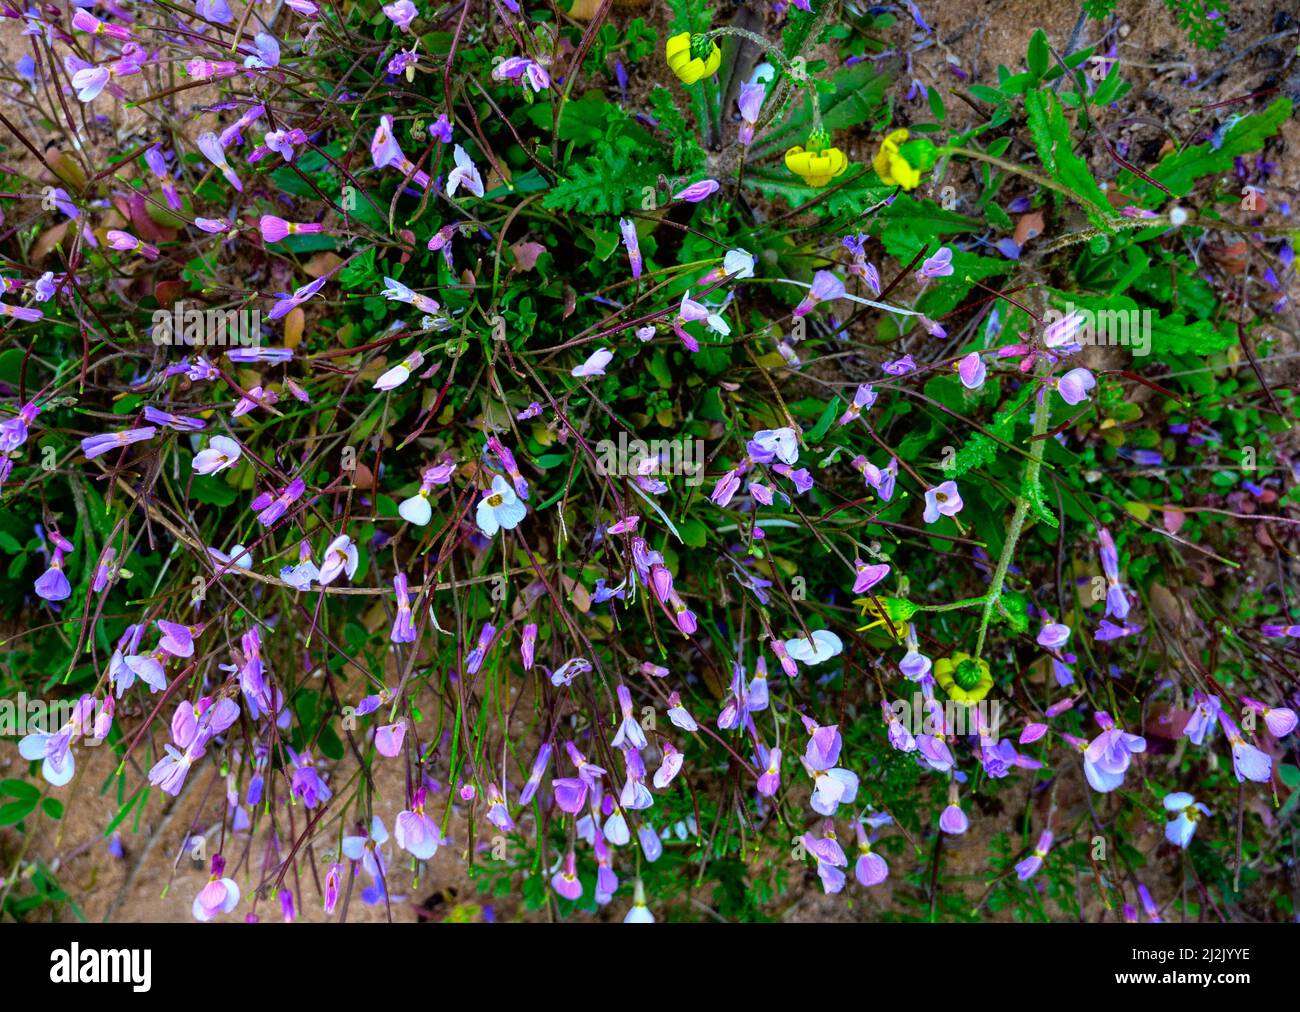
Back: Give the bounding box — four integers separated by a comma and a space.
873, 128, 921, 190
665, 32, 721, 85
934, 652, 994, 705
785, 127, 848, 188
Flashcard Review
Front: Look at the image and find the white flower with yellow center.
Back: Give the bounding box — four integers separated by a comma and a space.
476, 475, 526, 537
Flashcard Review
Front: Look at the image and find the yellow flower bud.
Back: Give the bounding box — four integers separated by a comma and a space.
665, 32, 722, 86
784, 144, 848, 188
873, 128, 921, 190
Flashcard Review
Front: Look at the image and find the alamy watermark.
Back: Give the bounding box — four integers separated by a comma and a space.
1043, 303, 1153, 357
888, 692, 1003, 742
594, 432, 706, 487
0, 692, 106, 743
150, 301, 263, 348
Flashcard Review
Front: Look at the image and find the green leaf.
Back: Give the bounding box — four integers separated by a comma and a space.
807, 398, 841, 443
1027, 30, 1049, 78
0, 797, 37, 826
1120, 99, 1292, 201
0, 778, 40, 801
42, 797, 64, 820
1023, 90, 1113, 228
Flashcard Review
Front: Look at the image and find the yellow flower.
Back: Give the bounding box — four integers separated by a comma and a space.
785, 144, 849, 187
873, 128, 921, 190
855, 596, 916, 641
933, 652, 994, 705
665, 32, 721, 86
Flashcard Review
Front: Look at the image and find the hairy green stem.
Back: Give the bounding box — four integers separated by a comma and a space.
974, 376, 1051, 659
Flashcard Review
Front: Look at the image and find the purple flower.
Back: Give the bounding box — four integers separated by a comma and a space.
939, 802, 968, 834
917, 247, 953, 279
81, 426, 156, 460
619, 217, 642, 280
957, 352, 986, 389
673, 179, 720, 203
922, 480, 963, 524
1056, 367, 1096, 405
551, 851, 583, 901
1015, 831, 1053, 880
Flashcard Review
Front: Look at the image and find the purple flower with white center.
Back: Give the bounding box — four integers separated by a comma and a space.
673, 179, 720, 203
794, 270, 845, 317
1056, 367, 1096, 405
922, 480, 963, 524
957, 352, 986, 389
244, 31, 281, 69
882, 354, 916, 376
81, 426, 156, 460
1015, 830, 1053, 880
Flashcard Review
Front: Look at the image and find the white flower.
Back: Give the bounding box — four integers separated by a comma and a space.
317, 534, 359, 585
280, 559, 320, 590
193, 435, 242, 475
374, 351, 424, 391
784, 629, 843, 666
18, 732, 74, 786
1163, 791, 1210, 848
446, 144, 484, 198
398, 491, 432, 526
475, 474, 527, 537
571, 348, 614, 378
208, 544, 253, 574
723, 249, 755, 279
752, 427, 799, 465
